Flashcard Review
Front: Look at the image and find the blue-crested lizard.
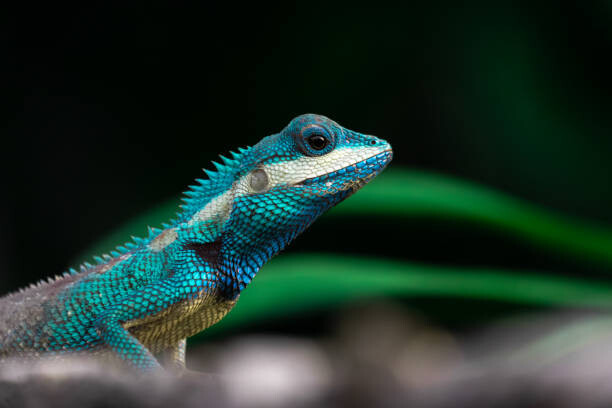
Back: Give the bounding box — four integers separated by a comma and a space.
0, 114, 392, 372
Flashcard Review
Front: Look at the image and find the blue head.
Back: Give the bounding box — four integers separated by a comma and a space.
177, 114, 392, 294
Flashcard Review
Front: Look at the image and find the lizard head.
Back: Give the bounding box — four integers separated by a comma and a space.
245, 114, 393, 198
178, 114, 392, 291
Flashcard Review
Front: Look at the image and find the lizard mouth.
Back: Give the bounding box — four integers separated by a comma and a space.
295, 149, 393, 188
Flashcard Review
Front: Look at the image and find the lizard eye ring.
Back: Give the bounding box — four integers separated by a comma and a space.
297, 124, 336, 156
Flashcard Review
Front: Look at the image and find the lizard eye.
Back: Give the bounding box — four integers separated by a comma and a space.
306, 134, 329, 151
297, 124, 336, 156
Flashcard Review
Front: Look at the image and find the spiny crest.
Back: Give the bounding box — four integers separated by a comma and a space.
179, 147, 251, 221
11, 148, 252, 296
15, 271, 79, 295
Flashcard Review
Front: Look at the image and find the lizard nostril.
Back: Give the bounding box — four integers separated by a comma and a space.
369, 139, 377, 146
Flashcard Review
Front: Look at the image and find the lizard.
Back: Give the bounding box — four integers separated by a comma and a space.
0, 114, 393, 373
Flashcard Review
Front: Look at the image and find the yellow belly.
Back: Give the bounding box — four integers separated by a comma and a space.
125, 293, 238, 353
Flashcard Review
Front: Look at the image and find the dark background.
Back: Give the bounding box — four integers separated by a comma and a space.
4, 1, 612, 317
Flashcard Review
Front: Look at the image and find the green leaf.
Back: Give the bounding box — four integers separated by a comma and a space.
331, 169, 612, 267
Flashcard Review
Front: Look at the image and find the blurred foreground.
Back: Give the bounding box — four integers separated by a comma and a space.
2, 302, 611, 408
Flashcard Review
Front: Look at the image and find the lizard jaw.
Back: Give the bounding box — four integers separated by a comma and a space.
294, 149, 393, 189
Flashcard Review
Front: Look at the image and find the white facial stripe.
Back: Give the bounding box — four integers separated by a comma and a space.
188, 188, 235, 225
263, 146, 386, 187
187, 145, 386, 226
188, 169, 262, 225
148, 228, 178, 252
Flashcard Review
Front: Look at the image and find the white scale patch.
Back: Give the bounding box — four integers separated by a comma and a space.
188, 189, 236, 226
149, 228, 178, 252
263, 145, 387, 186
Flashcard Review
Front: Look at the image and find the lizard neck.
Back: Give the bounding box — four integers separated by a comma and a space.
212, 185, 344, 298
180, 231, 287, 299
216, 234, 292, 298
216, 212, 322, 298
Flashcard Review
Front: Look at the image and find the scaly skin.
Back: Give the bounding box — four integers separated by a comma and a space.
0, 114, 392, 372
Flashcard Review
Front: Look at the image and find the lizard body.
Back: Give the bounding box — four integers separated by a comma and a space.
0, 114, 392, 372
